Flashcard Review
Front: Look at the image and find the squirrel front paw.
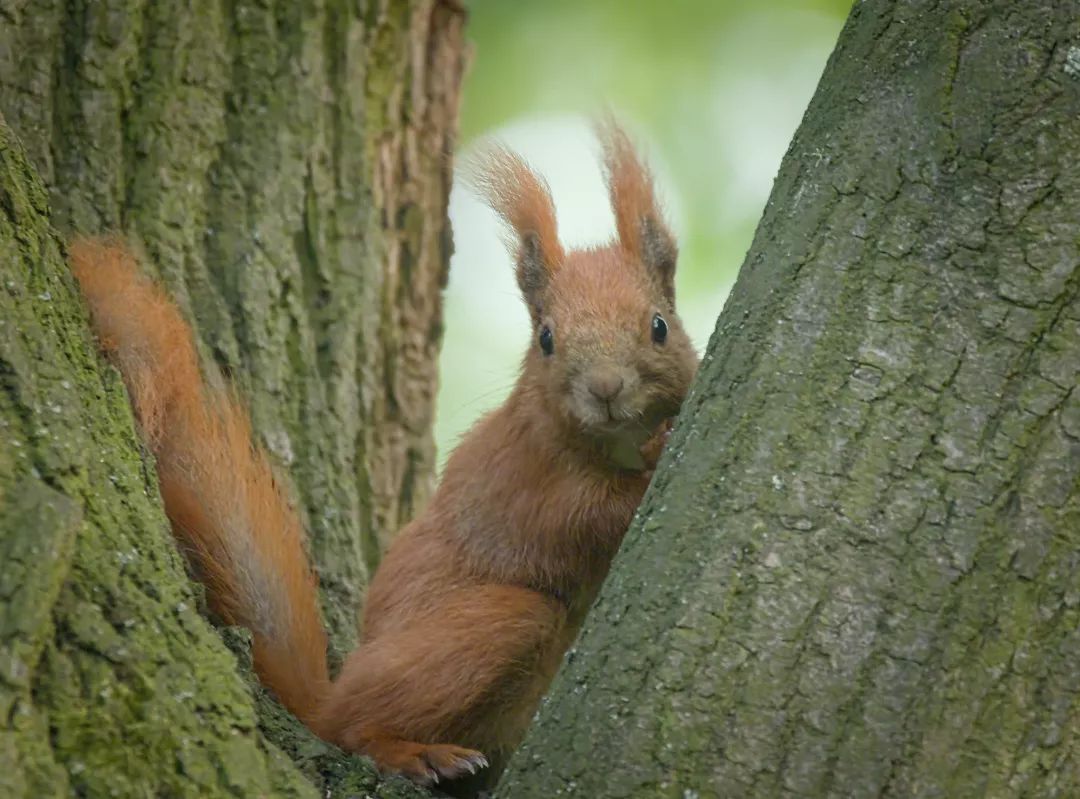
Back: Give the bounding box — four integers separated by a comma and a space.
639, 417, 675, 473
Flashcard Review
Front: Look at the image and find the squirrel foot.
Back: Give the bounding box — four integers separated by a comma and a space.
362, 738, 489, 786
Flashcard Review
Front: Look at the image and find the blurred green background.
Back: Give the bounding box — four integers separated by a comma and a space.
437, 0, 853, 466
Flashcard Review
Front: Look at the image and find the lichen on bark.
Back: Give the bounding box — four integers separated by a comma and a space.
500, 2, 1080, 797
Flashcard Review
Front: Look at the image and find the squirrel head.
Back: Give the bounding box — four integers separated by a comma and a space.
471, 120, 699, 468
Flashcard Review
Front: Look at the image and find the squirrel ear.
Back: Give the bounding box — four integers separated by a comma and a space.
596, 118, 678, 302
468, 146, 564, 320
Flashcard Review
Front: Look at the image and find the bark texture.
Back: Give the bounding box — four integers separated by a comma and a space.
0, 0, 463, 796
0, 117, 322, 799
500, 2, 1080, 797
0, 0, 463, 653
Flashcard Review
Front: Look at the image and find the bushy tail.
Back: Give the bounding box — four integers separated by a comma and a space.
69, 237, 330, 723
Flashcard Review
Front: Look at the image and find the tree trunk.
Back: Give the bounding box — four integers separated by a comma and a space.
0, 1, 463, 796
501, 2, 1080, 797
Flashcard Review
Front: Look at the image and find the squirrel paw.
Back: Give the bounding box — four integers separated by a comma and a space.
364, 739, 489, 786
416, 743, 489, 784
639, 417, 675, 472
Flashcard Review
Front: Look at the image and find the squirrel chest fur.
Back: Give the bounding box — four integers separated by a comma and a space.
70, 119, 698, 791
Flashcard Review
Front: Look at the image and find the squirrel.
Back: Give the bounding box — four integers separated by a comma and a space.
69, 120, 698, 790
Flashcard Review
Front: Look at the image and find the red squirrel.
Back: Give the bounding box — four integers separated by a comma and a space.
69, 120, 698, 788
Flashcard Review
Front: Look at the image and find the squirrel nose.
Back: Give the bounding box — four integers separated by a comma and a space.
587, 370, 624, 402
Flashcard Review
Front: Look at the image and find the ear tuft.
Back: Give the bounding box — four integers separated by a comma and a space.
467, 146, 564, 318
595, 118, 678, 301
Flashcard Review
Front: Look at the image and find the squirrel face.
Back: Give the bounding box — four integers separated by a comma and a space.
472, 120, 698, 466
532, 246, 696, 450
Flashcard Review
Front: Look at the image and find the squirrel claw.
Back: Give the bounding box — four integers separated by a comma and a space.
363, 739, 489, 787
419, 743, 490, 785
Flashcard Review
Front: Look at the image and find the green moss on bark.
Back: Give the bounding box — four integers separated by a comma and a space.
0, 119, 319, 798
0, 0, 463, 657
1, 0, 463, 795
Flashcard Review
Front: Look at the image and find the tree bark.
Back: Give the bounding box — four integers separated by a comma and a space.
0, 1, 463, 796
501, 2, 1080, 797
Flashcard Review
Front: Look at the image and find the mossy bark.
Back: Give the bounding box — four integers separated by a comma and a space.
1, 1, 463, 797
501, 2, 1080, 797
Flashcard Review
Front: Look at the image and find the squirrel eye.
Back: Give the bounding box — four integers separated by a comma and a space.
651, 313, 668, 345
539, 325, 554, 356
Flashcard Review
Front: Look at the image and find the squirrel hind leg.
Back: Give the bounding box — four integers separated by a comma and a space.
359, 737, 488, 787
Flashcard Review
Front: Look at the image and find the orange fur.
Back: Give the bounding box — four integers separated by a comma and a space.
69, 122, 697, 791
468, 146, 565, 322
597, 117, 679, 300
468, 146, 563, 272
68, 237, 330, 723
